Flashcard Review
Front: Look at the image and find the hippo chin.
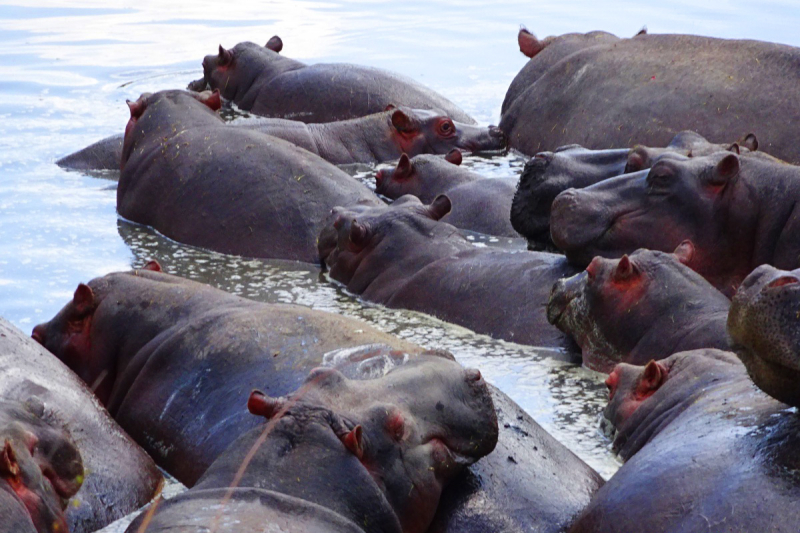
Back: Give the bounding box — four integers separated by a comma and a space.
728, 264, 800, 407
547, 243, 731, 372
190, 38, 476, 124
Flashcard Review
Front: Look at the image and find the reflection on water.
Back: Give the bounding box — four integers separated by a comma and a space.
3, 1, 800, 530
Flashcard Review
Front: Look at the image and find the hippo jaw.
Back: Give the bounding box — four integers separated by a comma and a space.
511, 152, 558, 247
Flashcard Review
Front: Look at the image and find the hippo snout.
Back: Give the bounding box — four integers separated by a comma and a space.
31, 324, 46, 346
489, 125, 506, 142
547, 271, 587, 325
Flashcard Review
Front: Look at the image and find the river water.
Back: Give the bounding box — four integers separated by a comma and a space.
1, 1, 799, 531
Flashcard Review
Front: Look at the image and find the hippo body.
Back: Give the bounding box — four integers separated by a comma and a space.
547, 247, 732, 372
570, 349, 800, 532
551, 152, 800, 296
319, 196, 580, 352
129, 354, 498, 533
501, 32, 800, 162
729, 265, 800, 407
32, 267, 424, 486
118, 90, 381, 263
375, 154, 518, 237
1, 318, 162, 533
190, 40, 476, 124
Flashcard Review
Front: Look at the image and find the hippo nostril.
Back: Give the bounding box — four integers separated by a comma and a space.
767, 276, 800, 289
465, 368, 482, 383
333, 215, 346, 230
533, 151, 554, 164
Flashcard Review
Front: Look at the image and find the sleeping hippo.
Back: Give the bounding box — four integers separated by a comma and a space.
56, 106, 504, 171
118, 89, 382, 263
728, 265, 800, 407
547, 244, 731, 372
318, 196, 580, 352
569, 349, 800, 532
501, 30, 800, 163
0, 399, 82, 533
550, 152, 800, 296
510, 132, 763, 249
374, 152, 518, 237
187, 38, 476, 124
1, 318, 162, 533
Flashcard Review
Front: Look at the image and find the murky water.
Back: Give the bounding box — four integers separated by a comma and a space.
2, 1, 800, 531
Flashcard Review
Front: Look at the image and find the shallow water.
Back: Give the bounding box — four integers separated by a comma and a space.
2, 1, 800, 531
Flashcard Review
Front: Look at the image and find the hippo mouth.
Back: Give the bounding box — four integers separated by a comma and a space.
187, 76, 209, 92
457, 126, 507, 154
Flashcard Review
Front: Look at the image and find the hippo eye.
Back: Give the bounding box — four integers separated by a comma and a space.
437, 120, 455, 136
385, 411, 405, 441
646, 168, 673, 192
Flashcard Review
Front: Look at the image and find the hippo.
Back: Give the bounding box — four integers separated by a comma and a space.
128, 354, 499, 533
510, 131, 763, 249
500, 31, 800, 162
0, 318, 162, 533
118, 89, 382, 263
728, 264, 800, 407
56, 106, 504, 171
502, 28, 619, 115
0, 399, 82, 533
547, 243, 732, 372
374, 152, 519, 237
318, 195, 580, 352
550, 152, 800, 296
187, 38, 476, 124
569, 349, 800, 532
31, 265, 426, 485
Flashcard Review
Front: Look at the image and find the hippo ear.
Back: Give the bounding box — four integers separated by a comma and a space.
726, 142, 741, 155
265, 35, 283, 53
394, 153, 414, 180
247, 390, 284, 419
126, 99, 145, 119
740, 133, 758, 152
198, 90, 222, 111
635, 360, 669, 398
709, 153, 740, 188
348, 220, 370, 251
218, 45, 233, 66
391, 110, 418, 134
518, 27, 546, 58
384, 104, 397, 112
613, 255, 638, 281
625, 147, 647, 173
635, 26, 648, 36
445, 149, 463, 166
341, 425, 364, 460
73, 283, 95, 315
672, 240, 695, 266
0, 442, 19, 479
142, 260, 162, 272
428, 195, 452, 221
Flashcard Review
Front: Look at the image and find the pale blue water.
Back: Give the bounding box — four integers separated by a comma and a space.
1, 1, 799, 529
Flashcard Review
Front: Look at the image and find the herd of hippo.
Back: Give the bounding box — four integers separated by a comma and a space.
5, 25, 800, 533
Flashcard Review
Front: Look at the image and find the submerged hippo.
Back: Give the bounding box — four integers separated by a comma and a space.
550, 152, 800, 296
56, 106, 504, 171
374, 152, 518, 237
187, 38, 476, 124
547, 244, 731, 372
728, 265, 800, 407
0, 318, 162, 533
570, 349, 800, 532
118, 89, 381, 263
0, 399, 82, 533
501, 31, 800, 162
319, 196, 580, 352
510, 131, 762, 249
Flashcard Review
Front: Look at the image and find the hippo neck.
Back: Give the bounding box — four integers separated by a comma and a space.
308, 112, 400, 163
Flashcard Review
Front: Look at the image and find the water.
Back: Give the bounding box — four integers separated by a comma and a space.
2, 1, 800, 530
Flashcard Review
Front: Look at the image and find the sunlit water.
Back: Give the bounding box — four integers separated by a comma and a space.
2, 1, 800, 531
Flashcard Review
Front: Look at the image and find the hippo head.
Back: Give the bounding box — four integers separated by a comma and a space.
319, 195, 469, 301
550, 152, 747, 295
374, 150, 462, 200
547, 242, 725, 372
603, 359, 670, 438
120, 90, 221, 170
624, 131, 758, 173
385, 106, 506, 156
0, 400, 83, 533
245, 354, 498, 533
728, 265, 800, 407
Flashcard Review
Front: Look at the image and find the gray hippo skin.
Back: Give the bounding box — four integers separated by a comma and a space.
548, 244, 732, 372
501, 31, 800, 162
188, 38, 476, 124
56, 106, 504, 170
128, 354, 499, 533
118, 89, 381, 263
319, 196, 580, 353
550, 152, 800, 296
728, 264, 800, 407
0, 399, 82, 533
510, 131, 762, 250
375, 152, 518, 237
0, 318, 162, 533
31, 264, 425, 486
570, 349, 800, 532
